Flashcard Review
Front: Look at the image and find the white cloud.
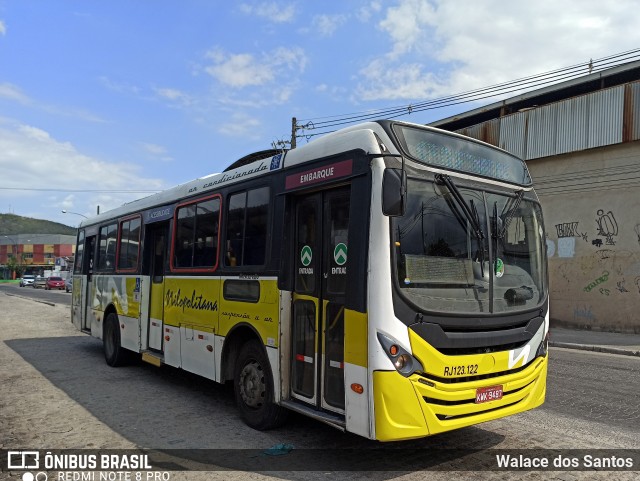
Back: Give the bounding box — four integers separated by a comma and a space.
217, 112, 262, 140
207, 53, 274, 88
239, 2, 296, 23
0, 121, 165, 216
312, 14, 348, 37
205, 46, 306, 88
140, 142, 173, 162
0, 83, 31, 104
98, 76, 141, 95
153, 87, 194, 108
357, 0, 640, 101
0, 20, 5, 36
357, 60, 439, 101
356, 1, 382, 22
0, 82, 105, 122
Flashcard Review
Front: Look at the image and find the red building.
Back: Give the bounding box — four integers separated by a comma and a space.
1, 234, 76, 277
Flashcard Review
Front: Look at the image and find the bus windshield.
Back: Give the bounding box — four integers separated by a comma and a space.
393, 124, 532, 186
394, 178, 546, 315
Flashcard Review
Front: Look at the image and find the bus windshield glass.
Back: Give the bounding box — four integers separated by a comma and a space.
393, 124, 532, 186
394, 179, 546, 315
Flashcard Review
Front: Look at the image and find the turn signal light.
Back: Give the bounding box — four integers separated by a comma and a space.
350, 383, 364, 394
389, 345, 399, 356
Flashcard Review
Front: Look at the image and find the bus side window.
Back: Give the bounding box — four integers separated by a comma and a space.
97, 223, 117, 272
117, 217, 141, 271
225, 186, 270, 267
74, 230, 85, 274
173, 197, 220, 270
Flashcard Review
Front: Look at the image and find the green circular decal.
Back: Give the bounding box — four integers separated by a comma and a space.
495, 258, 504, 278
334, 243, 347, 266
301, 245, 312, 267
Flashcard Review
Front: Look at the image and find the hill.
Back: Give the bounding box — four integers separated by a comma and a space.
0, 214, 77, 235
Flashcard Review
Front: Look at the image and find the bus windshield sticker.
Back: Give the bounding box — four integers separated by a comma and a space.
270, 153, 283, 171
285, 159, 353, 190
333, 243, 347, 266
301, 245, 312, 266
495, 258, 505, 278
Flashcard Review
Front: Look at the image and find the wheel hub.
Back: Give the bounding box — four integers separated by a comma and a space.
239, 361, 265, 408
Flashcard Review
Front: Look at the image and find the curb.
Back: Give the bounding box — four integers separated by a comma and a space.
550, 341, 640, 358
2, 291, 57, 307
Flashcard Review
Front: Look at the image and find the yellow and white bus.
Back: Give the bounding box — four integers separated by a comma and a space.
71, 120, 548, 441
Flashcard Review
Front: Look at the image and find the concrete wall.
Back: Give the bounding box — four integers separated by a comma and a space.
527, 141, 640, 333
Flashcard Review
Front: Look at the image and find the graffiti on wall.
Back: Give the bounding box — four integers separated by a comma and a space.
555, 222, 579, 238
583, 271, 610, 293
616, 279, 629, 293
573, 305, 596, 323
595, 209, 618, 246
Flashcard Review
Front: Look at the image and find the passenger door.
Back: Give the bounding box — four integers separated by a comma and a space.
145, 222, 169, 351
290, 186, 350, 413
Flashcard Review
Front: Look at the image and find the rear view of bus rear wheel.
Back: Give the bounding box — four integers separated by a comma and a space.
234, 339, 288, 430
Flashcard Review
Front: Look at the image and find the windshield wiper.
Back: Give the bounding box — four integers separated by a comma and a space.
498, 190, 524, 238
435, 174, 485, 241
436, 174, 487, 277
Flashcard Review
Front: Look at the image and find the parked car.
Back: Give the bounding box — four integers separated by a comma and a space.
65, 277, 73, 293
20, 275, 35, 287
46, 276, 65, 290
32, 276, 47, 289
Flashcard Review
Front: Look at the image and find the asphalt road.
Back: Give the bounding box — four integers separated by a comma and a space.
1, 290, 639, 480
546, 348, 640, 431
0, 282, 71, 305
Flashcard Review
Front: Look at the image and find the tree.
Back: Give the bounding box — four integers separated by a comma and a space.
6, 253, 24, 279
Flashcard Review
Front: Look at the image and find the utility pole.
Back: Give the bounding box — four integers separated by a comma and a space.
291, 117, 297, 149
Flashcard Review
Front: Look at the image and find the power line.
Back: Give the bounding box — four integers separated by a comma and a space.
293, 48, 640, 141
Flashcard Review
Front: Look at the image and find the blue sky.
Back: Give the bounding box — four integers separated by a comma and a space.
1, 0, 640, 226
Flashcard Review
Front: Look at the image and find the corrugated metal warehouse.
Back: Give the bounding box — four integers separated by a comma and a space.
430, 61, 640, 333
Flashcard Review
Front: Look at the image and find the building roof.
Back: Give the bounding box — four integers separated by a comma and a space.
429, 60, 640, 131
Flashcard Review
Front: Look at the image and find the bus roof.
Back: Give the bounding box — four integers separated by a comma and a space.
77, 120, 518, 229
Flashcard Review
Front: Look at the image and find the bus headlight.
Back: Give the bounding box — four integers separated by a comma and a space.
377, 332, 424, 377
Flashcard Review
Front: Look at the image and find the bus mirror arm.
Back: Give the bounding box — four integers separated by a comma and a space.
382, 166, 407, 217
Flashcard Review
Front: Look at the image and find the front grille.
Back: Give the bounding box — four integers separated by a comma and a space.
436, 341, 526, 356
435, 401, 521, 421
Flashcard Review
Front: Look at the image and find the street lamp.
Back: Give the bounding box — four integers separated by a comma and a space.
61, 210, 88, 219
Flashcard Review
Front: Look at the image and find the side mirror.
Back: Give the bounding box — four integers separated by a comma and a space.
382, 168, 407, 217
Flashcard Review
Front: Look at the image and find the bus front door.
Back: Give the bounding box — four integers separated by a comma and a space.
146, 223, 168, 351
291, 186, 350, 413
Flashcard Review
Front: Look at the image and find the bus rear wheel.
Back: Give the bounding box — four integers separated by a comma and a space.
104, 312, 130, 367
233, 340, 288, 430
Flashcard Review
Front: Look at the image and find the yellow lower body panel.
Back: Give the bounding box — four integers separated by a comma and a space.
373, 371, 430, 441
373, 356, 548, 441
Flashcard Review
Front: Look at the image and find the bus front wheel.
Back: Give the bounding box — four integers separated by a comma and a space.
104, 312, 130, 367
233, 340, 288, 430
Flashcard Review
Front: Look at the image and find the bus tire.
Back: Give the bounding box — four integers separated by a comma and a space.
104, 312, 130, 367
234, 339, 288, 430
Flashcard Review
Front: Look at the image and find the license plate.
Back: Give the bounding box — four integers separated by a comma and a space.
475, 385, 503, 404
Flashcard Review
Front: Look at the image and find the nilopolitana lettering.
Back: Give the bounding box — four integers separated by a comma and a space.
165, 288, 218, 312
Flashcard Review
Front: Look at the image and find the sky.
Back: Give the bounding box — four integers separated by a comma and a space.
1, 0, 640, 227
